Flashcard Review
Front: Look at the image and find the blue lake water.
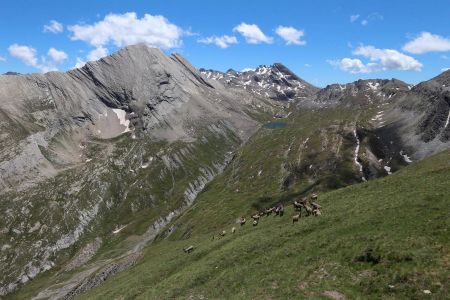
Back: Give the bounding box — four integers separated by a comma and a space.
262, 121, 287, 129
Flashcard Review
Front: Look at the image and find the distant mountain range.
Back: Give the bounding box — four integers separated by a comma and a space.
1, 44, 449, 297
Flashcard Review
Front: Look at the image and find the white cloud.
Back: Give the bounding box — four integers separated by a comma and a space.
442, 67, 450, 72
8, 44, 38, 66
74, 57, 86, 69
0, 55, 5, 62
44, 20, 64, 33
68, 12, 183, 49
358, 12, 383, 26
87, 46, 109, 61
38, 64, 58, 73
9, 44, 67, 73
275, 26, 306, 45
403, 32, 450, 54
48, 48, 68, 64
198, 35, 238, 48
304, 63, 311, 67
241, 67, 255, 72
72, 47, 109, 69
327, 58, 368, 74
233, 23, 273, 44
328, 45, 422, 73
350, 15, 360, 23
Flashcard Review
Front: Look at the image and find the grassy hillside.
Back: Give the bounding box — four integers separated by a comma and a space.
78, 143, 450, 298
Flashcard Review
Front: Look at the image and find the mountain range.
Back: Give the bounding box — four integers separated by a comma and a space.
0, 44, 449, 298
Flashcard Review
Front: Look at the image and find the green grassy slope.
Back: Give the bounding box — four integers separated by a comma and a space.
79, 141, 450, 298
2, 124, 242, 299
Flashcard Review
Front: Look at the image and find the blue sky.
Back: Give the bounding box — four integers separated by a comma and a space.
1, 0, 450, 87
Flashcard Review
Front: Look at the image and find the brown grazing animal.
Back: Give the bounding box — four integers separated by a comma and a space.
278, 204, 284, 216
293, 201, 302, 211
311, 202, 321, 209
292, 214, 300, 223
304, 204, 313, 216
183, 246, 194, 253
275, 204, 284, 216
252, 214, 260, 221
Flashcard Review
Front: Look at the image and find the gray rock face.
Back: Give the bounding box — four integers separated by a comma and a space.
382, 70, 450, 159
200, 63, 319, 101
312, 79, 411, 107
0, 44, 260, 193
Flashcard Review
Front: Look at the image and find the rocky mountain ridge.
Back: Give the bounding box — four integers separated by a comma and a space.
1, 44, 450, 298
200, 63, 319, 101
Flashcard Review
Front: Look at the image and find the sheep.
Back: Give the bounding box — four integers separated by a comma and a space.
304, 204, 313, 216
253, 220, 258, 226
231, 227, 236, 234
311, 193, 318, 200
265, 207, 274, 216
239, 217, 246, 226
252, 214, 260, 221
277, 204, 284, 217
220, 230, 226, 237
313, 208, 322, 216
292, 214, 300, 224
183, 245, 194, 253
275, 205, 284, 216
311, 202, 321, 210
293, 201, 303, 211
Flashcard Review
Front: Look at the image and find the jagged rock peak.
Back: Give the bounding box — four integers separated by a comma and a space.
200, 63, 318, 101
313, 78, 411, 106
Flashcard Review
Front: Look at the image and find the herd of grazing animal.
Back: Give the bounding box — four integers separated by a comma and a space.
195, 194, 322, 250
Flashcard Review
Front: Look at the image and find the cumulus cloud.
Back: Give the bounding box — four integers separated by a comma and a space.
403, 32, 450, 54
233, 23, 273, 44
8, 44, 38, 66
361, 20, 368, 26
198, 35, 238, 48
68, 12, 183, 49
44, 20, 64, 33
350, 15, 360, 23
328, 45, 422, 73
327, 58, 368, 74
48, 48, 68, 64
275, 26, 306, 45
87, 46, 109, 61
72, 47, 109, 69
8, 44, 67, 73
74, 57, 86, 69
